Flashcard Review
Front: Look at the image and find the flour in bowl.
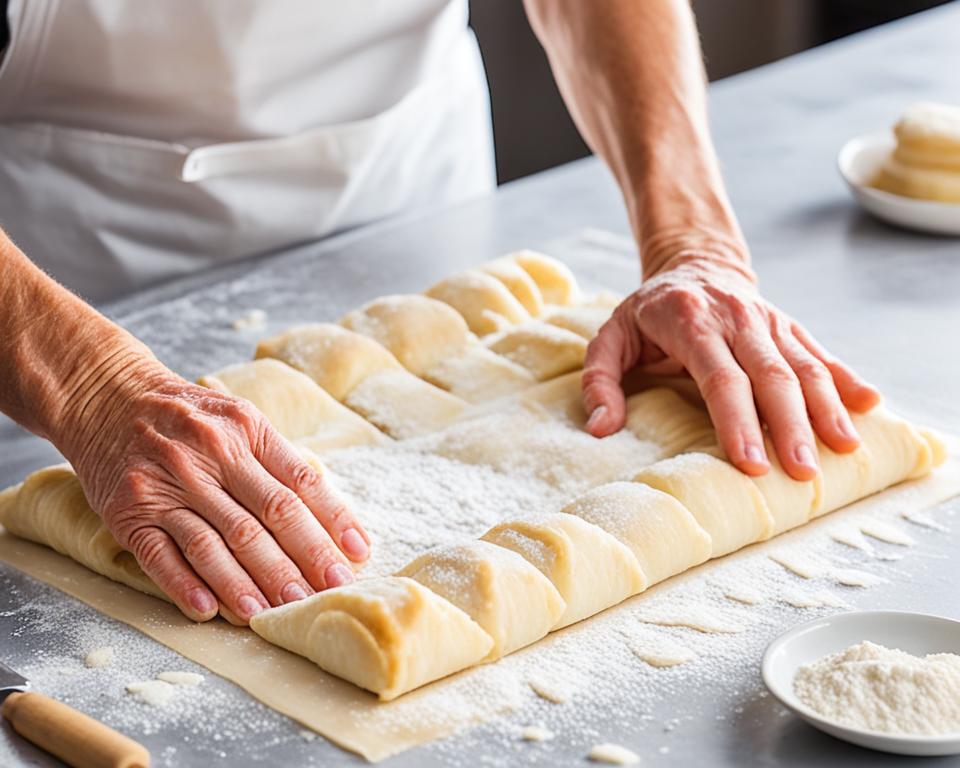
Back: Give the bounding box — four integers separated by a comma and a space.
794, 640, 960, 735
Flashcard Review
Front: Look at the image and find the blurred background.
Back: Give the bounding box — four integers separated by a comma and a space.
471, 0, 953, 183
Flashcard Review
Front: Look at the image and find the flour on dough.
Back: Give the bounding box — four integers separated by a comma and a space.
859, 520, 916, 547
588, 742, 640, 765
83, 646, 115, 669
521, 725, 555, 742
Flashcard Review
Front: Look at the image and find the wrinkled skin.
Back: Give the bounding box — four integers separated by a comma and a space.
61, 359, 370, 624
583, 258, 881, 480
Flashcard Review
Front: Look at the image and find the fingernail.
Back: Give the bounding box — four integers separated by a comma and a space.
586, 405, 608, 431
188, 587, 217, 616
237, 595, 264, 619
281, 582, 309, 603
837, 415, 859, 442
794, 444, 818, 470
324, 563, 354, 589
340, 528, 369, 561
744, 443, 767, 466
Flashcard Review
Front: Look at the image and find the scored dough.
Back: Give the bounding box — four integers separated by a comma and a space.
198, 358, 386, 453
249, 576, 493, 701
632, 453, 775, 557
481, 512, 647, 629
398, 540, 565, 660
339, 294, 534, 402
256, 324, 466, 438
425, 270, 530, 336
562, 481, 712, 586
485, 322, 588, 381
624, 388, 716, 457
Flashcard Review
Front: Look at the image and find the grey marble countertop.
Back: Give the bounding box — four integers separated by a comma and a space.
2, 4, 960, 766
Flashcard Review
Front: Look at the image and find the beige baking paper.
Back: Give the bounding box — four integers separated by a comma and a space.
2, 451, 959, 763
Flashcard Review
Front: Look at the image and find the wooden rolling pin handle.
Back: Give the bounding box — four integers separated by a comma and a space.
2, 691, 150, 768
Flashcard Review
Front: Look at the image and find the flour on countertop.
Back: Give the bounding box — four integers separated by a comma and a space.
636, 606, 746, 634
902, 509, 950, 532
588, 742, 640, 764
157, 671, 204, 686
231, 308, 267, 331
859, 520, 916, 547
520, 725, 554, 742
127, 679, 177, 707
794, 641, 960, 735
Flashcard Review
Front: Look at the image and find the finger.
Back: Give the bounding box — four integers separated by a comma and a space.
225, 456, 355, 592
260, 434, 370, 564
791, 324, 881, 412
162, 507, 270, 624
732, 330, 818, 481
192, 484, 314, 606
774, 323, 861, 454
124, 525, 218, 622
582, 316, 637, 437
680, 332, 769, 475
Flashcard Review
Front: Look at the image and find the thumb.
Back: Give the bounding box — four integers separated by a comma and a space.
582, 314, 642, 437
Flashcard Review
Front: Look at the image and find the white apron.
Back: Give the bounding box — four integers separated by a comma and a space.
0, 0, 495, 301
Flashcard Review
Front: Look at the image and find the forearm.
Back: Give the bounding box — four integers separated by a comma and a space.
524, 0, 751, 280
0, 230, 159, 448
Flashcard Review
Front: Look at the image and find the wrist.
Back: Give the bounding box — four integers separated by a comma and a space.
638, 226, 756, 284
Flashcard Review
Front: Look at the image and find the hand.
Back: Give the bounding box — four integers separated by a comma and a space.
582, 257, 880, 480
58, 352, 370, 624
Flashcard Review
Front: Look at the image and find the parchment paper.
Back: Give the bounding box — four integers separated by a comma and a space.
2, 450, 959, 763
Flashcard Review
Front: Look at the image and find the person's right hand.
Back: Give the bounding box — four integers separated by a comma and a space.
58, 349, 370, 625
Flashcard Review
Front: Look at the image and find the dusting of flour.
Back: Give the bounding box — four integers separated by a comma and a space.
794, 641, 960, 735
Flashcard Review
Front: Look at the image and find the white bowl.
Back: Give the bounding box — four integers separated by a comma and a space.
762, 610, 960, 756
837, 132, 960, 236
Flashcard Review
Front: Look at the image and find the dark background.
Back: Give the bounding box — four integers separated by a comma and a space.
471, 0, 954, 183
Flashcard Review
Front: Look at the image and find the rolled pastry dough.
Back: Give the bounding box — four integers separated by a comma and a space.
624, 388, 717, 456
0, 465, 164, 600
478, 258, 545, 317
544, 305, 611, 340
509, 250, 580, 306
425, 270, 530, 336
485, 322, 587, 381
481, 512, 647, 629
339, 294, 534, 401
398, 541, 565, 660
256, 324, 466, 438
632, 453, 775, 557
249, 577, 493, 701
562, 481, 712, 586
198, 359, 385, 453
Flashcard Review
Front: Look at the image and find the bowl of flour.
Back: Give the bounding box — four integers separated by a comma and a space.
762, 610, 960, 756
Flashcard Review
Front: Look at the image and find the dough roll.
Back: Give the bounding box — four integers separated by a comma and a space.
198, 358, 386, 453
632, 453, 775, 557
485, 322, 588, 381
256, 324, 466, 438
398, 541, 565, 660
339, 294, 534, 402
425, 270, 531, 336
478, 257, 545, 316
481, 512, 647, 629
249, 577, 494, 701
0, 465, 164, 600
508, 250, 581, 306
562, 481, 712, 586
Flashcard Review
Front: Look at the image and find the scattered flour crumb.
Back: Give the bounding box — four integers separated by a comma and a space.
628, 633, 697, 668
528, 676, 575, 704
831, 568, 886, 588
794, 641, 960, 734
588, 742, 640, 765
637, 606, 744, 634
157, 671, 204, 686
126, 680, 176, 707
299, 729, 318, 742
768, 550, 829, 579
84, 647, 115, 669
232, 308, 267, 331
859, 520, 916, 547
723, 585, 764, 605
902, 509, 950, 532
520, 725, 555, 742
781, 590, 849, 609
828, 525, 875, 555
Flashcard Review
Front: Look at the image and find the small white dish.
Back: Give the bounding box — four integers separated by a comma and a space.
762, 610, 960, 756
837, 132, 960, 236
